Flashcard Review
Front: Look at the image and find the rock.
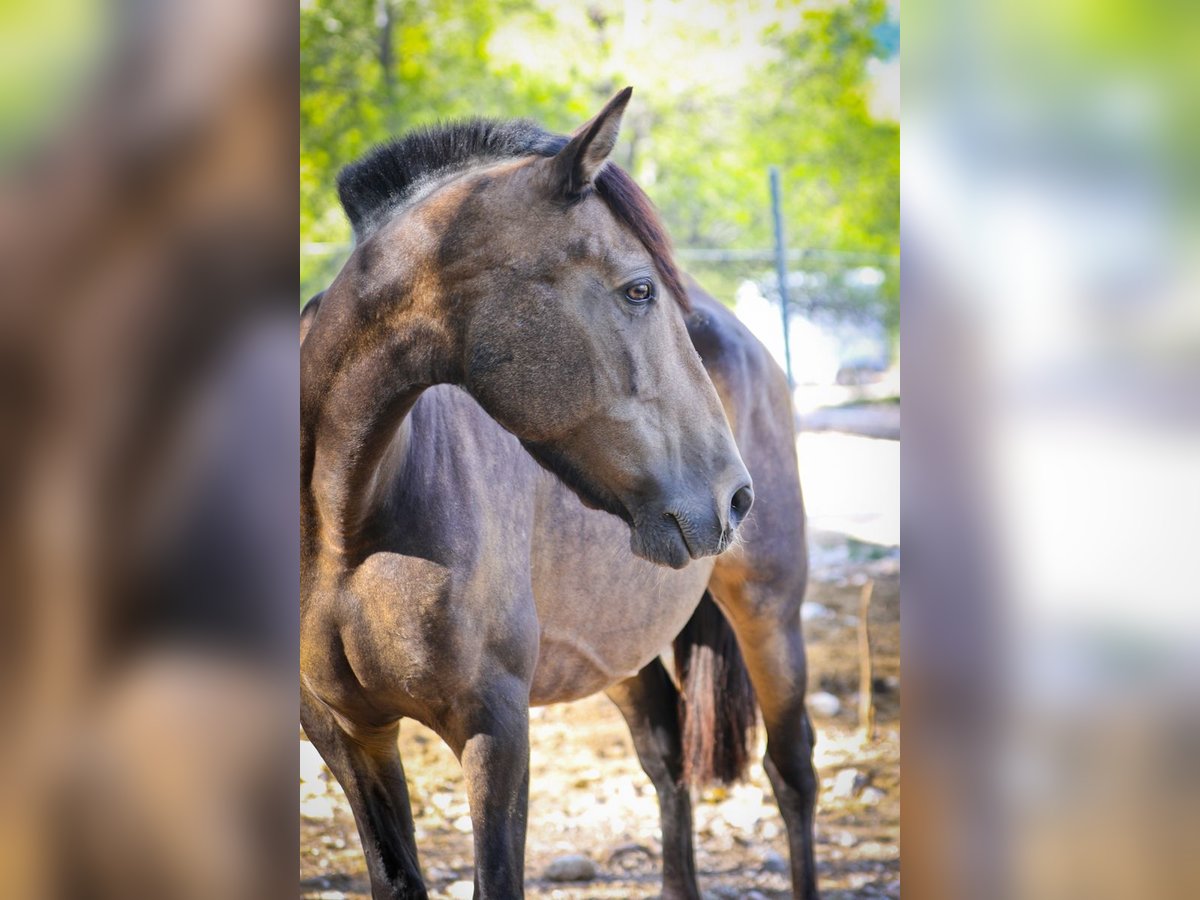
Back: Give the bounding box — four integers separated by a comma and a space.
703, 813, 728, 837
451, 815, 473, 834
861, 786, 887, 805
446, 880, 474, 899
299, 741, 328, 786
743, 892, 769, 900
800, 601, 831, 622
857, 840, 899, 860
762, 850, 789, 873
829, 768, 866, 799
808, 691, 841, 718
717, 786, 764, 832
300, 794, 336, 822
875, 674, 900, 694
607, 842, 656, 867
544, 853, 597, 882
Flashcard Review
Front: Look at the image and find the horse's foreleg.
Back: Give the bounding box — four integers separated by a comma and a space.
606, 658, 701, 900
445, 675, 531, 900
719, 590, 820, 900
300, 688, 426, 900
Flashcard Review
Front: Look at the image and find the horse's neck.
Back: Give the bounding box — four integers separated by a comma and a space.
301, 249, 459, 556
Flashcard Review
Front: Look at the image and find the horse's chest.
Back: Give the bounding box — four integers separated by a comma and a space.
527, 527, 714, 705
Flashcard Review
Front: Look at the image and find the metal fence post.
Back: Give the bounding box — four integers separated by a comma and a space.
769, 166, 794, 388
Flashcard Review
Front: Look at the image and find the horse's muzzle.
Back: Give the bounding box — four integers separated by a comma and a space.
629, 475, 753, 569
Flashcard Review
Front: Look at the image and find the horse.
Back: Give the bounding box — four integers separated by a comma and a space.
300, 88, 818, 899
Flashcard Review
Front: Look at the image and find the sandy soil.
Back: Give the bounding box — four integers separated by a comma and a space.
300, 545, 899, 900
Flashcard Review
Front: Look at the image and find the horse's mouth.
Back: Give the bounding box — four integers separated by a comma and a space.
666, 511, 706, 561
628, 512, 694, 570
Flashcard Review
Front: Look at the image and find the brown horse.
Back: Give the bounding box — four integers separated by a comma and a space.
300, 89, 818, 899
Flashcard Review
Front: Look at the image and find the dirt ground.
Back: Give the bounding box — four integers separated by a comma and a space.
300, 534, 899, 900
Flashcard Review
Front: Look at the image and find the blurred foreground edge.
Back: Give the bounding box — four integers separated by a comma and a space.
0, 2, 299, 898
903, 0, 1200, 898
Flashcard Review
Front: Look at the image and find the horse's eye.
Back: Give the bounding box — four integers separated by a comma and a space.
624, 280, 654, 304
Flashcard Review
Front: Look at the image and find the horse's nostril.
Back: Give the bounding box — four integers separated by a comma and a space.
730, 483, 754, 524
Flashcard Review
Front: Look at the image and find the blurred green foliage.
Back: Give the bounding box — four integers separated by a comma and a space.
0, 0, 104, 161
301, 0, 898, 321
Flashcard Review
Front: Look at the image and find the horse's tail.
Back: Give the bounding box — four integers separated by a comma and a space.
673, 591, 757, 787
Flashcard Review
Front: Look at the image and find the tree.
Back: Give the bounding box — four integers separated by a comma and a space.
300, 0, 899, 329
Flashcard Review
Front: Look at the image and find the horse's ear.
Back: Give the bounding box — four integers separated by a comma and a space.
550, 87, 633, 198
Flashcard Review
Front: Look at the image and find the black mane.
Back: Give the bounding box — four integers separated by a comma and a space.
336, 117, 689, 309
337, 119, 567, 242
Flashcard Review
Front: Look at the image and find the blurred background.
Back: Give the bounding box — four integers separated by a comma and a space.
904, 0, 1200, 898
1, 1, 298, 898
1, 0, 1196, 897
299, 1, 900, 898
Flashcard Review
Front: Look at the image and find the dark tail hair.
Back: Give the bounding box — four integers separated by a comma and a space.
673, 592, 757, 786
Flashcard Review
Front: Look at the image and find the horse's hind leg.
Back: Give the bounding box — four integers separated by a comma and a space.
606, 658, 701, 900
715, 582, 820, 900
301, 689, 426, 900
